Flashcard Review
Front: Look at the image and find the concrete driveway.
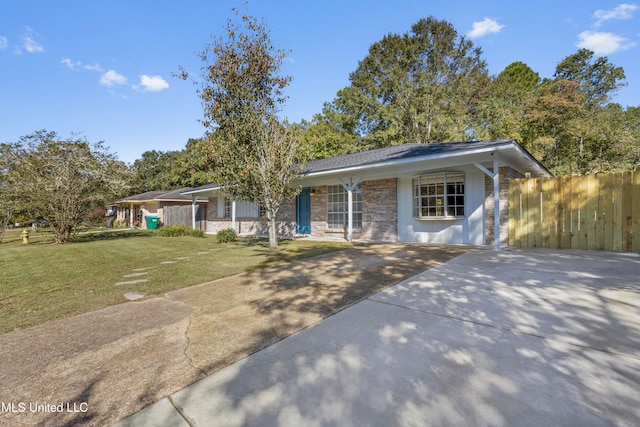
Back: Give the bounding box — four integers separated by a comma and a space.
115, 248, 640, 427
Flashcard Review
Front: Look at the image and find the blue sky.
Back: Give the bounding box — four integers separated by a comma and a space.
2, 1, 639, 164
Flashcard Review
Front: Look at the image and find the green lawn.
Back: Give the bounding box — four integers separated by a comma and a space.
0, 229, 352, 334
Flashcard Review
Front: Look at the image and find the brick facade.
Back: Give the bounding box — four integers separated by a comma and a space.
306, 178, 398, 242
205, 196, 295, 238
361, 179, 397, 241
484, 167, 523, 246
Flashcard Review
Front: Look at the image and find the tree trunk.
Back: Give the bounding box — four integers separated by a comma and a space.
267, 209, 278, 251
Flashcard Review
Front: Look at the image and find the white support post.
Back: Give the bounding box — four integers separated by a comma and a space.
339, 177, 363, 242
348, 188, 353, 242
474, 158, 501, 250
191, 195, 197, 230
129, 203, 134, 228
493, 159, 500, 250
231, 200, 237, 232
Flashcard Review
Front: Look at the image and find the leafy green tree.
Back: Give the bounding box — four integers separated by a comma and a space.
334, 16, 489, 148
130, 140, 214, 193
554, 49, 626, 107
298, 102, 361, 159
3, 130, 130, 243
178, 8, 305, 250
477, 61, 541, 141
130, 150, 175, 192
0, 143, 16, 242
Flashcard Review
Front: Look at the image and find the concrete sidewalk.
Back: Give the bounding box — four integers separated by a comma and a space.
114, 248, 640, 427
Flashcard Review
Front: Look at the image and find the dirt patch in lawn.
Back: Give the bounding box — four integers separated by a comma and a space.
0, 244, 468, 427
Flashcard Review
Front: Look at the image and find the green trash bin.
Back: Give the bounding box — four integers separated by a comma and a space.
145, 215, 160, 230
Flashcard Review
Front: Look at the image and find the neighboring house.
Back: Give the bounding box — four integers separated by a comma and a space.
114, 188, 208, 229
182, 139, 551, 248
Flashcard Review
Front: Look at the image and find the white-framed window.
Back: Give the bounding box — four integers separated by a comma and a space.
327, 185, 362, 230
222, 197, 262, 219
224, 199, 232, 218
412, 173, 465, 218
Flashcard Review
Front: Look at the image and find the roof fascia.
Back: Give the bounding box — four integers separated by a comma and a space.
301, 142, 516, 178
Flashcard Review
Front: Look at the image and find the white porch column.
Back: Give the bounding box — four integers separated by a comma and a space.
493, 159, 500, 249
474, 158, 501, 250
231, 200, 237, 232
129, 203, 134, 228
191, 195, 197, 230
339, 177, 362, 242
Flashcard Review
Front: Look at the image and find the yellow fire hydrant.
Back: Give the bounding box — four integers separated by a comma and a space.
22, 229, 29, 244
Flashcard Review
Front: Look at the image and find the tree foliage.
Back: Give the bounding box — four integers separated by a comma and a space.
130, 138, 214, 193
332, 16, 489, 148
554, 49, 626, 107
178, 8, 305, 250
299, 15, 637, 175
1, 131, 130, 243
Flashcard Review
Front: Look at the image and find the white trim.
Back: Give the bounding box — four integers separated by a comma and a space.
338, 178, 362, 242
302, 142, 545, 178
191, 195, 197, 230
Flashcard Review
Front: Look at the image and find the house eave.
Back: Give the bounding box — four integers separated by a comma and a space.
300, 142, 550, 180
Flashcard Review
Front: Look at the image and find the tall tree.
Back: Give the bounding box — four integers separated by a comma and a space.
178, 8, 305, 250
299, 102, 361, 160
554, 49, 626, 107
130, 140, 213, 193
477, 61, 541, 141
0, 143, 15, 242
3, 131, 130, 243
334, 16, 489, 148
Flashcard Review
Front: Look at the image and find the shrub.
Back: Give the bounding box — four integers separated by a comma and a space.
84, 208, 107, 227
157, 224, 205, 238
215, 228, 237, 243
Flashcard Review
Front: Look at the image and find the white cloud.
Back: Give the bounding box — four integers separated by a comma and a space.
0, 36, 8, 50
61, 58, 82, 70
594, 3, 638, 27
84, 63, 104, 72
137, 75, 169, 92
22, 27, 44, 53
467, 18, 505, 39
576, 30, 636, 54
100, 69, 128, 87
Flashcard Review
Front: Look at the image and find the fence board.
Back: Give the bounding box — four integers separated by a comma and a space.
562, 177, 573, 249
508, 178, 517, 246
633, 171, 640, 253
622, 172, 633, 252
585, 175, 597, 251
570, 177, 580, 249
508, 172, 639, 253
548, 177, 559, 249
163, 205, 206, 230
612, 173, 624, 252
526, 178, 536, 247
540, 178, 550, 248
596, 175, 607, 251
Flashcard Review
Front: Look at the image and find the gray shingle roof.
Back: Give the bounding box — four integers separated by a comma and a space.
302, 139, 516, 174
181, 139, 549, 195
117, 188, 207, 203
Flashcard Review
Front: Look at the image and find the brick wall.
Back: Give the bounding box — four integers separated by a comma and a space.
307, 179, 398, 241
361, 178, 398, 241
309, 186, 329, 237
485, 167, 523, 246
205, 196, 295, 238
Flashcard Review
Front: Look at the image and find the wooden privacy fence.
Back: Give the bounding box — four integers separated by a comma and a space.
509, 172, 640, 252
163, 204, 207, 230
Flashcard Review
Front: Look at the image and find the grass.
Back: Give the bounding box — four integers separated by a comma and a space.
0, 229, 352, 334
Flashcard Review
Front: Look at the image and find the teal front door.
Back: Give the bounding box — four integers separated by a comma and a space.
296, 188, 311, 234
